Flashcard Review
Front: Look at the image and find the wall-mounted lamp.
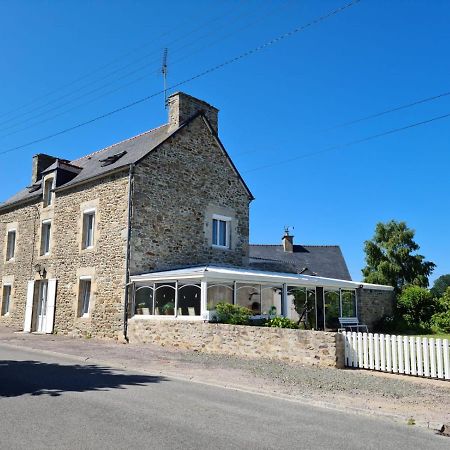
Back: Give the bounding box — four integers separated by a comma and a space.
34, 263, 47, 279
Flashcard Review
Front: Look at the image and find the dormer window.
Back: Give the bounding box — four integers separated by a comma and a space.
43, 178, 54, 207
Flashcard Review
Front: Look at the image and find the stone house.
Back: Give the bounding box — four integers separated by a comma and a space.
0, 92, 393, 340
0, 92, 252, 338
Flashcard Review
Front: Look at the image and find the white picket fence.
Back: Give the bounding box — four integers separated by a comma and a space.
342, 331, 450, 380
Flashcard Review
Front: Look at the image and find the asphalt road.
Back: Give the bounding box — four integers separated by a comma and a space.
0, 344, 448, 450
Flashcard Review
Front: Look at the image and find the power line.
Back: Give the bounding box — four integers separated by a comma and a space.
0, 0, 292, 138
322, 90, 450, 131
167, 0, 295, 75
0, 0, 360, 157
0, 62, 167, 139
0, 71, 154, 142
243, 110, 450, 173
235, 87, 450, 159
0, 1, 249, 125
0, 1, 287, 135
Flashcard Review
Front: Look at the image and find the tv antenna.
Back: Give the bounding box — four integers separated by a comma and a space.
284, 225, 294, 236
161, 48, 168, 109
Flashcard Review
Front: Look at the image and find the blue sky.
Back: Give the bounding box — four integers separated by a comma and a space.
0, 0, 449, 282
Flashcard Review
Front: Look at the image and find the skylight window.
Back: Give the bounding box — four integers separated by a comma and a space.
99, 151, 127, 167
28, 183, 41, 193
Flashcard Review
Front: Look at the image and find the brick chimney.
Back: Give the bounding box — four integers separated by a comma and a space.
167, 92, 219, 134
282, 227, 294, 253
31, 154, 57, 184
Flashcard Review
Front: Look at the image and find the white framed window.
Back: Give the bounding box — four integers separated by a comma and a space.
40, 220, 51, 256
78, 277, 92, 317
82, 209, 95, 249
43, 177, 54, 207
6, 230, 16, 261
2, 284, 11, 315
212, 215, 231, 248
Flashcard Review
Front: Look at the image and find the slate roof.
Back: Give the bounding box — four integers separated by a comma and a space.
0, 124, 172, 210
0, 113, 253, 211
249, 244, 352, 281
65, 124, 170, 189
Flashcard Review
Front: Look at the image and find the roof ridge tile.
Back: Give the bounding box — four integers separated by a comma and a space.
249, 244, 340, 248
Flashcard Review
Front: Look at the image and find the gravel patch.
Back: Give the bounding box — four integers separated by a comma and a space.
174, 350, 450, 399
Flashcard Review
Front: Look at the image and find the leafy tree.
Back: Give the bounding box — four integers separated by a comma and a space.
397, 285, 436, 326
430, 274, 450, 298
362, 220, 435, 293
430, 287, 450, 333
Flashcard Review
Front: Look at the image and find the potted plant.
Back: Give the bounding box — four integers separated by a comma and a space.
161, 301, 175, 315
137, 302, 151, 315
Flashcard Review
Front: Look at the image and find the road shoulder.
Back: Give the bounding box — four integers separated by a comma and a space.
0, 326, 449, 433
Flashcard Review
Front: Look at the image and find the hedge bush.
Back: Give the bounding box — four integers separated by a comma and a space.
265, 317, 299, 329
215, 302, 252, 325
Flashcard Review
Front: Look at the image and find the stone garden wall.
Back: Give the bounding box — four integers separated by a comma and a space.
128, 319, 345, 368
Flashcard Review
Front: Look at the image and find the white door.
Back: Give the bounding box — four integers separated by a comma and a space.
36, 280, 48, 333
23, 281, 35, 332
45, 279, 57, 334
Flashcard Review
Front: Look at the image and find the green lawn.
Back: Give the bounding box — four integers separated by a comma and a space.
413, 333, 450, 340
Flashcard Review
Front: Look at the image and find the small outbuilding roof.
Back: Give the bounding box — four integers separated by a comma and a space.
249, 244, 352, 280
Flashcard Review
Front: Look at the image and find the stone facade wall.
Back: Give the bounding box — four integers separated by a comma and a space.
358, 288, 395, 330
51, 172, 129, 338
128, 319, 345, 368
129, 115, 250, 274
0, 171, 130, 338
0, 201, 40, 329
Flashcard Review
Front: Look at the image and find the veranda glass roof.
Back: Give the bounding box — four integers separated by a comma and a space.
130, 265, 393, 291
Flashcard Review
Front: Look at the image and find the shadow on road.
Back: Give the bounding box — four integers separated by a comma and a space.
0, 360, 165, 397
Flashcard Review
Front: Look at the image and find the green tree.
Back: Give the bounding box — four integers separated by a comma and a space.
397, 285, 436, 326
430, 274, 450, 298
430, 287, 450, 333
362, 220, 435, 293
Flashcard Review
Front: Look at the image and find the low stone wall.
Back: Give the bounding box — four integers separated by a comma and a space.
128, 319, 344, 368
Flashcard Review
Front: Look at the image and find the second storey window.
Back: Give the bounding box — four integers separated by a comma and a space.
212, 215, 231, 248
6, 230, 16, 260
2, 284, 11, 315
40, 220, 51, 256
82, 210, 95, 249
43, 178, 54, 207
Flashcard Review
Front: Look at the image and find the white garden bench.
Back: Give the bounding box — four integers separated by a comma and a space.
338, 317, 368, 333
